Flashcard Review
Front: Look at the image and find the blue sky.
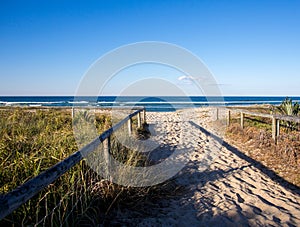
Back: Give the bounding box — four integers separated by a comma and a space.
0, 0, 300, 96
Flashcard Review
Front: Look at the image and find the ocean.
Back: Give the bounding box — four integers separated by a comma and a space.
0, 96, 299, 112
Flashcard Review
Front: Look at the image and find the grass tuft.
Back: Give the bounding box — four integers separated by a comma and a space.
0, 108, 181, 226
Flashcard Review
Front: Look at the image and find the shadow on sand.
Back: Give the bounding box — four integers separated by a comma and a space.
188, 120, 300, 195
102, 121, 300, 226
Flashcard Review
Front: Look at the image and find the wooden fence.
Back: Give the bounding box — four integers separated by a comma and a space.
0, 107, 146, 220
216, 108, 300, 143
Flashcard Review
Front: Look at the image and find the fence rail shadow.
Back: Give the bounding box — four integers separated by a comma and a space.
188, 121, 300, 196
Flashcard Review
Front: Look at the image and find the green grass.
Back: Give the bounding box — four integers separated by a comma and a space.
244, 116, 272, 132
0, 108, 180, 226
0, 108, 108, 225
0, 108, 143, 225
227, 116, 272, 131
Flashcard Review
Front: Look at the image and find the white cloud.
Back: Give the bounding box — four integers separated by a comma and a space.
178, 75, 196, 81
177, 75, 207, 85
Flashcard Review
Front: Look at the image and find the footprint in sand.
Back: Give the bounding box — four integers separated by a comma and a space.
273, 216, 281, 224
236, 193, 245, 203
251, 205, 262, 215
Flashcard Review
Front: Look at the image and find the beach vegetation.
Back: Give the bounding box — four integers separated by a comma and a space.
277, 97, 300, 116
0, 108, 181, 226
223, 104, 300, 188
275, 97, 299, 131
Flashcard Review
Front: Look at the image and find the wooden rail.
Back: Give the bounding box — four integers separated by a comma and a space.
216, 108, 300, 143
0, 107, 146, 220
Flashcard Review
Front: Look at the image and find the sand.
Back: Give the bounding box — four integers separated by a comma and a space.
109, 108, 300, 226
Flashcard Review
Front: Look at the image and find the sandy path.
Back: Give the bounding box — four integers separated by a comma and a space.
111, 109, 300, 226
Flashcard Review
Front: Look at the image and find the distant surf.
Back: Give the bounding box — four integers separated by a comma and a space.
0, 96, 299, 112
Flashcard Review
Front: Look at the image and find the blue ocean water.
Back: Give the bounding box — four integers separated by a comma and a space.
0, 96, 299, 112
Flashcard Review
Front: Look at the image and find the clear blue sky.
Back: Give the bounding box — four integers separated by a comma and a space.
0, 0, 300, 96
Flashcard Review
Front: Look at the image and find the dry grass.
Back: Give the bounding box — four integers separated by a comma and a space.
225, 122, 300, 187
0, 107, 182, 226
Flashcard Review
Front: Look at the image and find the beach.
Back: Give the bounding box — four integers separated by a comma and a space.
108, 108, 300, 226
1, 106, 300, 226
2, 0, 300, 224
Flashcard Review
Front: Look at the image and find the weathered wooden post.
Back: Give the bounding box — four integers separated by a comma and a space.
272, 117, 278, 144
137, 111, 141, 128
227, 110, 231, 126
72, 107, 74, 119
128, 117, 132, 134
216, 108, 219, 120
277, 119, 280, 137
240, 112, 244, 129
103, 136, 111, 181
143, 109, 146, 123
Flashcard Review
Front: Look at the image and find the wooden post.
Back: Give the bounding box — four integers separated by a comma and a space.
227, 110, 231, 126
104, 136, 111, 154
143, 109, 146, 123
272, 117, 278, 144
216, 108, 219, 120
128, 117, 132, 134
277, 119, 280, 137
72, 108, 74, 118
103, 136, 111, 181
240, 112, 244, 129
137, 112, 141, 128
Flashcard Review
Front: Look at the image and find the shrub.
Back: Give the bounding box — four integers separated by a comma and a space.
276, 97, 299, 131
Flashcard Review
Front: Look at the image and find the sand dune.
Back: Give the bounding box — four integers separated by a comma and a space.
111, 108, 300, 226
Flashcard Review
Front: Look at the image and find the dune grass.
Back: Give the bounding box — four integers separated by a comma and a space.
0, 108, 181, 226
0, 108, 126, 225
0, 108, 111, 225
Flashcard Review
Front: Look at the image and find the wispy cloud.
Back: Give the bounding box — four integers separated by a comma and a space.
177, 75, 207, 84
178, 75, 231, 88
178, 75, 194, 81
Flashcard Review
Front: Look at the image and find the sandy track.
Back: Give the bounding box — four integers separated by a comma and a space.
111, 109, 300, 226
